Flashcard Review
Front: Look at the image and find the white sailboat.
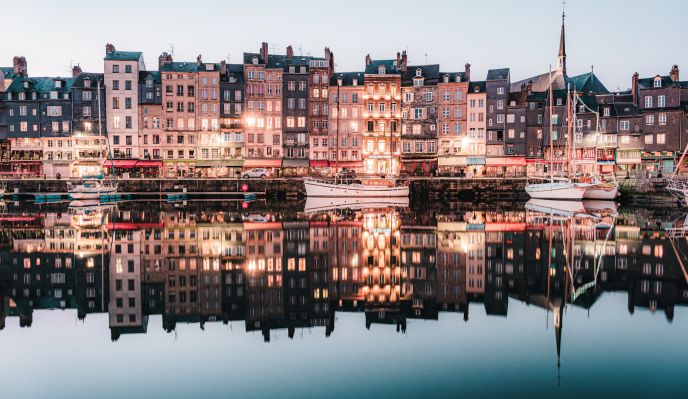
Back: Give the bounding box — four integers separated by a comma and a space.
69, 78, 118, 200
305, 77, 409, 199
526, 67, 584, 200
304, 196, 409, 213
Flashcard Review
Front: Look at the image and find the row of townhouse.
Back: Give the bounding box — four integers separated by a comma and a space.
1, 15, 687, 179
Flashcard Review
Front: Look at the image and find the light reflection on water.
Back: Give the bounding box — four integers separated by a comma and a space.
0, 199, 687, 398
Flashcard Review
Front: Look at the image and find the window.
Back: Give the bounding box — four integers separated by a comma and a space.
658, 95, 666, 107
645, 96, 653, 108
644, 134, 653, 145
620, 120, 629, 130
657, 133, 666, 144
646, 114, 655, 125
497, 87, 504, 95
603, 107, 610, 117
424, 92, 433, 101
653, 77, 662, 88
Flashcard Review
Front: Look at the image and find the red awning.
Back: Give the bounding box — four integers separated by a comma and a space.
105, 222, 164, 231
243, 159, 282, 168
331, 161, 362, 167
136, 160, 163, 168
310, 160, 329, 167
103, 160, 138, 168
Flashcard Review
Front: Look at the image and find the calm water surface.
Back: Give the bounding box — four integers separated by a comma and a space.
0, 199, 686, 398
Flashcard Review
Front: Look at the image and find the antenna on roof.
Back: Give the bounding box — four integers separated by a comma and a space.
226, 53, 231, 63
591, 64, 594, 75
169, 43, 175, 57
424, 53, 428, 64
298, 45, 303, 56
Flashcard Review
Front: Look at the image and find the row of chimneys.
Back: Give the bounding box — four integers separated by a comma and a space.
14, 56, 85, 78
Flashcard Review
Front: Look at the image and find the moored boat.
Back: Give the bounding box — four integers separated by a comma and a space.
68, 180, 118, 200
304, 178, 409, 198
525, 181, 586, 200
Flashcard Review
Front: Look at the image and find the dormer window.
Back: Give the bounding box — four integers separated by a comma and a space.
289, 66, 295, 73
413, 78, 424, 87
653, 77, 662, 88
50, 91, 58, 100
146, 78, 153, 88
300, 66, 306, 74
352, 78, 358, 86
205, 63, 213, 71
252, 57, 258, 65
54, 80, 62, 88
603, 107, 610, 117
23, 81, 30, 89
337, 78, 343, 86
378, 65, 386, 74
556, 98, 562, 106
579, 105, 585, 113
84, 79, 91, 88
443, 75, 449, 83
455, 75, 461, 83
415, 68, 422, 77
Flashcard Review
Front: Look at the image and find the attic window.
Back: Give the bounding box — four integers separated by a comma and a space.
379, 65, 386, 74
146, 78, 153, 88
352, 78, 358, 86
252, 57, 258, 65
415, 68, 422, 77
579, 105, 585, 113
603, 107, 610, 117
54, 80, 62, 88
455, 75, 461, 83
653, 77, 662, 88
443, 75, 449, 83
23, 81, 30, 89
84, 79, 92, 88
556, 98, 562, 106
300, 66, 306, 74
205, 64, 213, 71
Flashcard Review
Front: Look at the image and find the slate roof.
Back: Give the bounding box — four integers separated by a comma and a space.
104, 51, 142, 61
469, 81, 486, 93
510, 70, 567, 93
1, 67, 15, 80
330, 72, 365, 86
569, 72, 609, 95
6, 76, 75, 94
401, 64, 440, 86
222, 63, 245, 83
576, 95, 598, 112
486, 68, 510, 81
72, 72, 104, 88
160, 62, 198, 73
438, 72, 467, 83
637, 75, 687, 89
138, 71, 161, 84
598, 102, 639, 118
242, 53, 286, 69
365, 59, 400, 75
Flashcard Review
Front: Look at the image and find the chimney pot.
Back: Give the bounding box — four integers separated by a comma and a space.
72, 64, 82, 77
365, 54, 372, 66
632, 72, 640, 106
13, 56, 27, 77
670, 64, 679, 82
105, 43, 115, 54
465, 63, 471, 81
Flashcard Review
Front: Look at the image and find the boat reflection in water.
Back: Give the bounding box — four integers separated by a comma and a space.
0, 199, 685, 350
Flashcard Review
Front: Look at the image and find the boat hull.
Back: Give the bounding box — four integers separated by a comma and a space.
525, 182, 586, 200
577, 182, 619, 200
68, 188, 117, 200
305, 180, 409, 198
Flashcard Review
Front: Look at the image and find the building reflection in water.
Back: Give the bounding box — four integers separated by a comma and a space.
1, 201, 687, 360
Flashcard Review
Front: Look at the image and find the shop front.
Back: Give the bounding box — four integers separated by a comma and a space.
242, 158, 283, 177
438, 156, 468, 176
195, 160, 243, 178
485, 157, 526, 177
135, 160, 163, 178
103, 159, 139, 178
466, 157, 485, 178
364, 157, 400, 177
8, 159, 42, 177
401, 156, 437, 177
163, 160, 196, 178
43, 161, 72, 179
615, 149, 642, 177
642, 151, 676, 178
282, 159, 310, 177
73, 160, 103, 178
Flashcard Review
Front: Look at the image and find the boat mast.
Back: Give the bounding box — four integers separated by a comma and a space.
549, 65, 554, 184
567, 83, 572, 180
335, 78, 340, 183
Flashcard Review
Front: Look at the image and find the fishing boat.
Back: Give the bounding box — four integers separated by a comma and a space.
68, 180, 118, 199
525, 67, 583, 200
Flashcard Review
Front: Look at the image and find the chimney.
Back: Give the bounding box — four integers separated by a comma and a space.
196, 54, 203, 67
13, 56, 27, 77
105, 43, 115, 55
465, 63, 471, 81
396, 52, 401, 68
158, 52, 173, 70
260, 42, 268, 62
400, 51, 408, 72
632, 72, 639, 106
670, 64, 679, 82
72, 64, 82, 77
365, 54, 372, 66
286, 45, 294, 61
324, 47, 333, 70
526, 80, 533, 95
220, 60, 227, 75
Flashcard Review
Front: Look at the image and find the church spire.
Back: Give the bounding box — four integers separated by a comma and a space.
557, 2, 567, 75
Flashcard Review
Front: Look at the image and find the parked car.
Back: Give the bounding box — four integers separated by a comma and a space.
242, 168, 269, 179
337, 169, 356, 179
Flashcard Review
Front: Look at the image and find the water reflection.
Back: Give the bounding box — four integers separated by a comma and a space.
1, 200, 686, 354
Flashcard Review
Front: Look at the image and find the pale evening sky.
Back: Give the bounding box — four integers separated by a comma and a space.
2, 0, 686, 91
